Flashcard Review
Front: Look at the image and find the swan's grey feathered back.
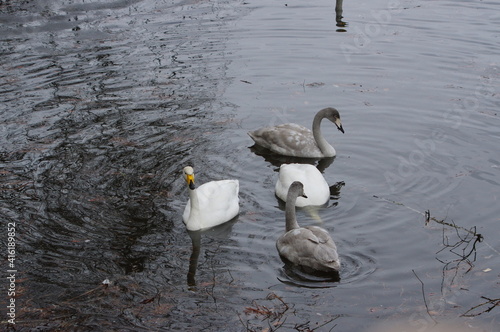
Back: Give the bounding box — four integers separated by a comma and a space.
276, 181, 340, 273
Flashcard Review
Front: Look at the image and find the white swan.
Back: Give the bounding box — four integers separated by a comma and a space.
248, 107, 344, 158
276, 181, 340, 273
275, 164, 329, 207
182, 166, 239, 231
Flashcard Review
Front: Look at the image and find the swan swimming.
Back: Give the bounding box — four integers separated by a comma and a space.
275, 164, 330, 207
276, 181, 340, 273
248, 107, 344, 158
182, 166, 239, 231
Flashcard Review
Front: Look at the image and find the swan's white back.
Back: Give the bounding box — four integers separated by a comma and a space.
275, 164, 330, 207
183, 179, 239, 231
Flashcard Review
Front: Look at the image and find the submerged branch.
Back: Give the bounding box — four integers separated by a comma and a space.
373, 195, 484, 271
462, 296, 500, 317
374, 195, 500, 318
412, 269, 438, 324
240, 292, 338, 331
373, 195, 483, 239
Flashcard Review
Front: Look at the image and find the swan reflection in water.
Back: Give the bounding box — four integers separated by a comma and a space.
249, 144, 336, 173
187, 230, 201, 289
186, 220, 236, 290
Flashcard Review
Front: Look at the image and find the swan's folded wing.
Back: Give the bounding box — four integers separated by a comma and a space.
307, 226, 336, 245
249, 124, 318, 157
194, 180, 240, 222
313, 244, 340, 265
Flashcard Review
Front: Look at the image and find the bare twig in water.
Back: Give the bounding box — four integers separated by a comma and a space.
425, 209, 430, 225
244, 296, 288, 322
64, 279, 112, 302
435, 219, 481, 276
240, 293, 338, 331
375, 195, 500, 319
373, 195, 482, 238
267, 293, 289, 311
227, 269, 234, 285
412, 269, 438, 325
237, 312, 251, 331
294, 316, 340, 332
462, 296, 500, 317
374, 195, 483, 273
242, 294, 289, 331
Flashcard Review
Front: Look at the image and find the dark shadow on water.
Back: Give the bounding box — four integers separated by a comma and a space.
249, 144, 335, 172
277, 259, 341, 289
276, 250, 377, 288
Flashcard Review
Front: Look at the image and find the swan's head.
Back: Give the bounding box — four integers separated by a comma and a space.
183, 166, 196, 190
324, 107, 344, 134
289, 181, 308, 199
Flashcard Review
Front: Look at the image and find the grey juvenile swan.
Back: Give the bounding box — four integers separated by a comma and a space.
248, 107, 344, 158
276, 181, 340, 273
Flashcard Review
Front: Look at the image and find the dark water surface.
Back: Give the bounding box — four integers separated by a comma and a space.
1, 0, 500, 331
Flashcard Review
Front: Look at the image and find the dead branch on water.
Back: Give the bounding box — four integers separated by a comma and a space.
239, 292, 339, 332
462, 296, 500, 317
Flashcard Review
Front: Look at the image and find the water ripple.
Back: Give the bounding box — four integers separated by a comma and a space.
276, 251, 376, 288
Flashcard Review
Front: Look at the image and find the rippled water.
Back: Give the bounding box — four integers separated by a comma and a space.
1, 0, 500, 331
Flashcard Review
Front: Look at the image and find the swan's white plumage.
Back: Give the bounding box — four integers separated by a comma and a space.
248, 107, 344, 158
182, 166, 239, 231
275, 164, 329, 207
276, 181, 340, 273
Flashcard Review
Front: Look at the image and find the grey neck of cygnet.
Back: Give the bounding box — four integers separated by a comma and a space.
312, 109, 332, 155
285, 188, 302, 232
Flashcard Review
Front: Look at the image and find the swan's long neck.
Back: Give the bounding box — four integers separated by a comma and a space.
187, 188, 201, 229
312, 110, 334, 156
285, 190, 300, 232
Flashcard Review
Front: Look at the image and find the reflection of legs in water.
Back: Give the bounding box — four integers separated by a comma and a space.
187, 230, 201, 289
335, 0, 343, 22
335, 0, 347, 29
